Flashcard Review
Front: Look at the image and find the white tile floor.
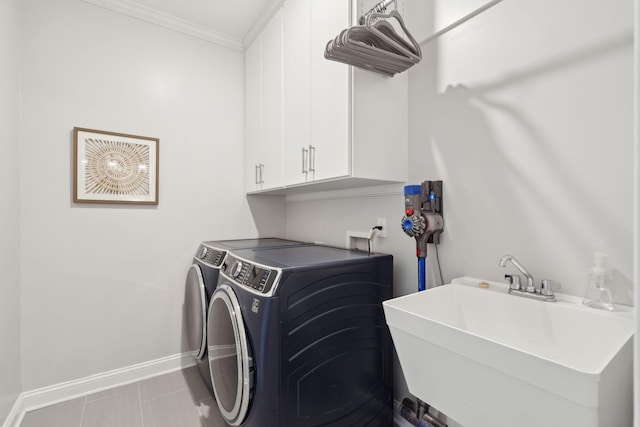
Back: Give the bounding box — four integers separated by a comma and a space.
20, 367, 226, 427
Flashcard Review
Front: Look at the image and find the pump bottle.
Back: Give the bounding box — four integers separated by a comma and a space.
582, 252, 615, 311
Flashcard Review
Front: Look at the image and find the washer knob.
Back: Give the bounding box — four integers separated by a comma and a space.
230, 261, 244, 278
199, 247, 208, 259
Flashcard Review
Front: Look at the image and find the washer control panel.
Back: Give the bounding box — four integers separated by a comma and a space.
195, 245, 225, 267
222, 255, 279, 294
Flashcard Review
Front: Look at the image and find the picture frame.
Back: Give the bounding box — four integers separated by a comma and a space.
73, 127, 159, 205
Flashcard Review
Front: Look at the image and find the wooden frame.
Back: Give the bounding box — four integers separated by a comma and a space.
73, 127, 159, 205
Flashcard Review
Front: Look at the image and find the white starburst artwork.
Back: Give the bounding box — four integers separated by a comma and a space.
74, 128, 159, 204
84, 138, 150, 196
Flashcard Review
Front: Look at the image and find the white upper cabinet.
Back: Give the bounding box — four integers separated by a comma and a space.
283, 0, 311, 186
283, 0, 350, 186
244, 36, 262, 192
260, 9, 284, 190
245, 9, 284, 192
307, 0, 350, 183
247, 0, 408, 194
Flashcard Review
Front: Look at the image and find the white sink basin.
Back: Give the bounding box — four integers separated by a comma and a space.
383, 277, 634, 427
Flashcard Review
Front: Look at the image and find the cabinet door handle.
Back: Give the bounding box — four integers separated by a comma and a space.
309, 145, 316, 172
259, 163, 264, 184
255, 164, 260, 185
302, 148, 308, 174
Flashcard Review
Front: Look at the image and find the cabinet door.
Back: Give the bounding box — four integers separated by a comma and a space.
310, 0, 350, 181
260, 9, 284, 190
283, 0, 311, 186
245, 36, 262, 192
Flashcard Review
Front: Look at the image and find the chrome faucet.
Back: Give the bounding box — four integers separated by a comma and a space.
499, 254, 535, 292
498, 254, 559, 302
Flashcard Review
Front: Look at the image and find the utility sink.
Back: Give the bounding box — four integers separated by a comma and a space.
383, 277, 634, 427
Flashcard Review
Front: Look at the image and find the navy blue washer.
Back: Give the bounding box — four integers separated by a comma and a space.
207, 245, 393, 426
184, 238, 311, 392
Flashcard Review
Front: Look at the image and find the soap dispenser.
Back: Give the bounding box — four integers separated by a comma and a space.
582, 252, 615, 311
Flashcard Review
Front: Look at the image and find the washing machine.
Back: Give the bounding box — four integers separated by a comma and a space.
184, 238, 311, 391
207, 245, 394, 426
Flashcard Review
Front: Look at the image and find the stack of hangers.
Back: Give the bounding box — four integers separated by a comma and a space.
324, 10, 422, 77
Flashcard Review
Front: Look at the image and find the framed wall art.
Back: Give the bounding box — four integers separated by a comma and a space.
73, 127, 159, 205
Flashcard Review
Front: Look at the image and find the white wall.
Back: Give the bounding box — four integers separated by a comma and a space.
18, 0, 280, 391
286, 0, 635, 413
12, 0, 637, 420
635, 1, 639, 425
0, 0, 22, 421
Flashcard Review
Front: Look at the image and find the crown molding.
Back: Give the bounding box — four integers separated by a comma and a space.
243, 0, 286, 48
83, 0, 245, 51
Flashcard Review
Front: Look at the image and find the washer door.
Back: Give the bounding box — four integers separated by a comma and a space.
185, 264, 207, 360
207, 284, 253, 426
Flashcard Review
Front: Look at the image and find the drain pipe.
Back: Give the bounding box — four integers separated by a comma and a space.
416, 399, 428, 419
399, 398, 447, 427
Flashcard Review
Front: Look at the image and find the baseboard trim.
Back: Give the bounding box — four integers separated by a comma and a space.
6, 362, 408, 427
2, 395, 23, 427
3, 352, 195, 427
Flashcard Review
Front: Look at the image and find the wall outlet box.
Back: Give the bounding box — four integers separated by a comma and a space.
377, 217, 387, 238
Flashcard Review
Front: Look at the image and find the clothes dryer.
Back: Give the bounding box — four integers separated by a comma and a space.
207, 245, 393, 426
184, 238, 310, 391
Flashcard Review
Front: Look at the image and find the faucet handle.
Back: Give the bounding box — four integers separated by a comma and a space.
504, 274, 521, 290
540, 279, 561, 296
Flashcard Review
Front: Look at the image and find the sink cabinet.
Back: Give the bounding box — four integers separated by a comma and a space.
246, 0, 408, 194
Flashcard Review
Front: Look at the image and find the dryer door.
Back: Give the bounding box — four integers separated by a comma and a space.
207, 284, 253, 426
185, 264, 207, 359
